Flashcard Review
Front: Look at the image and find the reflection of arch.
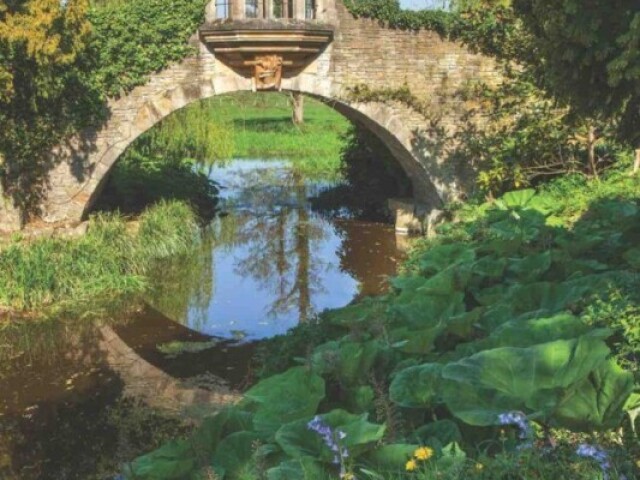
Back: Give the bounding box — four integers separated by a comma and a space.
99, 311, 242, 414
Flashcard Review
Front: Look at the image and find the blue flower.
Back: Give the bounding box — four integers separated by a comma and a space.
576, 443, 611, 480
307, 416, 349, 466
497, 411, 533, 449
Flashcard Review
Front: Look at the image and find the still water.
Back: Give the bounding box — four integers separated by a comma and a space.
0, 159, 408, 479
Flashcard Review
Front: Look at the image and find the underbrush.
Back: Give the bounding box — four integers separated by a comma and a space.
123, 168, 640, 479
0, 200, 199, 315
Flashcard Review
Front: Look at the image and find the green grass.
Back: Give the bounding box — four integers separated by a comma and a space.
0, 200, 200, 315
196, 92, 352, 177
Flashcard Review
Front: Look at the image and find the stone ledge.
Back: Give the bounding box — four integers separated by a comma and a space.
200, 18, 335, 32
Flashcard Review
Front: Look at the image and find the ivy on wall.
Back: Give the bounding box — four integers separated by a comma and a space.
0, 0, 207, 219
87, 0, 207, 98
342, 0, 457, 36
342, 0, 523, 61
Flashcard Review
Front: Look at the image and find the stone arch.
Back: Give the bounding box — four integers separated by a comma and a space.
39, 60, 447, 224
23, 0, 501, 229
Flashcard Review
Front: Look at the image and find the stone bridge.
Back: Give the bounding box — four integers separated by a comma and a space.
0, 0, 499, 231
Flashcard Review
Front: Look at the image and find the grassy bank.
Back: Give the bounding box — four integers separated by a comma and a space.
125, 162, 640, 479
210, 92, 351, 176
0, 200, 199, 315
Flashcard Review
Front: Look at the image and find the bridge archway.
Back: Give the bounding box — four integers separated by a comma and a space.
42, 80, 445, 224
22, 0, 500, 228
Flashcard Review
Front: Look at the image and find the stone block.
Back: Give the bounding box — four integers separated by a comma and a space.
388, 198, 423, 234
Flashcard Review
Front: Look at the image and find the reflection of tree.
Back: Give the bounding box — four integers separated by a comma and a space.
294, 197, 311, 320
0, 317, 125, 480
220, 168, 330, 322
144, 233, 215, 329
331, 219, 404, 299
0, 313, 201, 480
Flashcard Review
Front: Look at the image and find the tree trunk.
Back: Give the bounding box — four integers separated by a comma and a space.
291, 91, 304, 125
587, 124, 599, 179
634, 149, 640, 174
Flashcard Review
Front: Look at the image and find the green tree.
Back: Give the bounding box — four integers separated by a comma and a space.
0, 0, 99, 219
512, 0, 640, 170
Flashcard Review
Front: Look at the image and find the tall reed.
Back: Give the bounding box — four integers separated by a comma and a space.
0, 200, 200, 314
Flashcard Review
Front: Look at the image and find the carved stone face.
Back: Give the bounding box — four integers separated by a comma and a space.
254, 55, 283, 90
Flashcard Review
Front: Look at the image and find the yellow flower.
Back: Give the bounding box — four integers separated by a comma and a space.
342, 473, 355, 480
406, 459, 418, 471
475, 462, 484, 471
414, 446, 434, 461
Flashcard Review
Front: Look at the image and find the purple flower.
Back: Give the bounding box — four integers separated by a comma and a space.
307, 416, 349, 466
576, 443, 611, 480
498, 411, 532, 440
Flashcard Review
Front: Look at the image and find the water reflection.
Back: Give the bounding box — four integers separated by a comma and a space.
0, 158, 407, 479
147, 159, 404, 341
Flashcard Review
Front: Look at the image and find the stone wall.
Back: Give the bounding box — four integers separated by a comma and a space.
0, 0, 500, 231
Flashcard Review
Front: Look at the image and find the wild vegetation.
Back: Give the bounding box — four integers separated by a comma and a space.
3, 0, 640, 478
344, 0, 640, 197
0, 200, 199, 315
0, 0, 206, 218
124, 160, 640, 480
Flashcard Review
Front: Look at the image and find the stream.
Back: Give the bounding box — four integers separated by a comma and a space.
0, 159, 410, 479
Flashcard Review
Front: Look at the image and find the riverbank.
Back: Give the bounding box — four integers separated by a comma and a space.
0, 200, 200, 317
127, 163, 640, 479
207, 92, 352, 177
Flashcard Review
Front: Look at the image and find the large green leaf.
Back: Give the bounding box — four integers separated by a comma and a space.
441, 333, 613, 426
548, 360, 633, 431
211, 431, 262, 479
311, 340, 384, 386
445, 333, 611, 398
393, 290, 466, 326
472, 255, 508, 280
388, 325, 445, 355
455, 313, 591, 356
324, 300, 384, 327
496, 189, 536, 209
275, 409, 385, 462
474, 281, 595, 330
125, 408, 253, 480
361, 444, 418, 470
266, 457, 328, 480
418, 244, 476, 275
242, 367, 325, 437
434, 442, 467, 474
125, 439, 197, 480
412, 420, 462, 449
347, 385, 375, 413
554, 231, 605, 255
506, 250, 551, 282
190, 407, 254, 456
389, 363, 443, 408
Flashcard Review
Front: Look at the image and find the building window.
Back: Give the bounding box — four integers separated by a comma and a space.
246, 0, 259, 17
273, 0, 294, 18
305, 0, 315, 18
215, 0, 230, 18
